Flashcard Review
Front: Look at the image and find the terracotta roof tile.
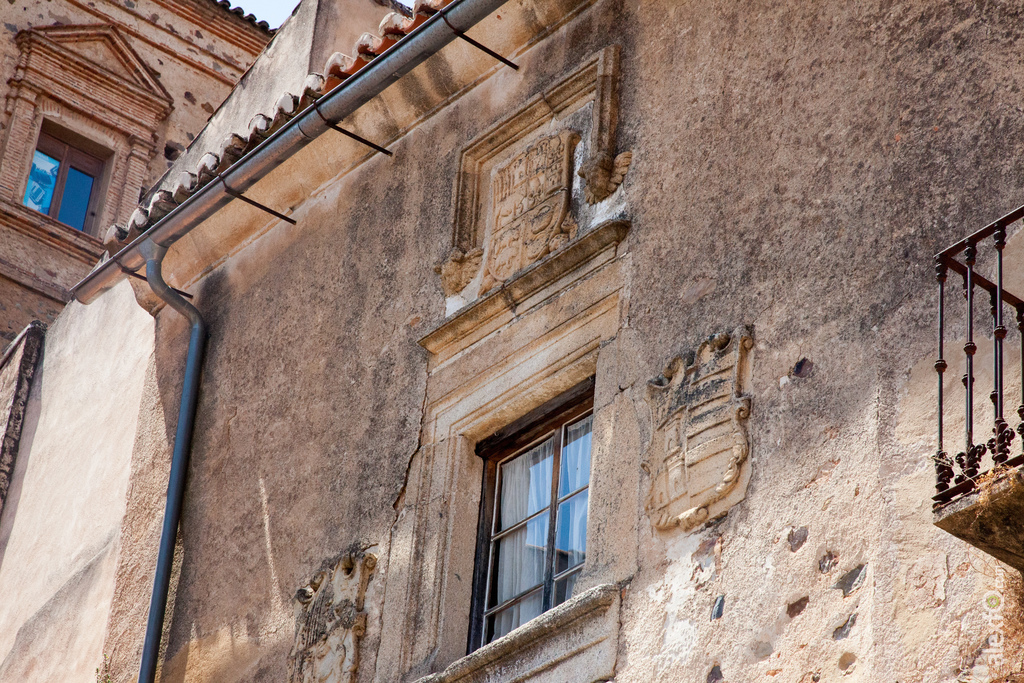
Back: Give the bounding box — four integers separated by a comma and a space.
207, 0, 277, 34
104, 0, 460, 255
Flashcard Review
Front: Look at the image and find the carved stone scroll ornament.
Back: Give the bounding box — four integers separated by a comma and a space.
479, 129, 580, 294
577, 45, 631, 204
435, 245, 483, 296
578, 150, 632, 205
289, 549, 377, 683
644, 327, 754, 532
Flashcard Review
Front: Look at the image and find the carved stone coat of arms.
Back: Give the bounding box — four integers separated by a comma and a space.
289, 549, 377, 683
645, 327, 754, 532
479, 129, 580, 293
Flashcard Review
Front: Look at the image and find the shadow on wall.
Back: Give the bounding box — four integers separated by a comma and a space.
0, 538, 118, 679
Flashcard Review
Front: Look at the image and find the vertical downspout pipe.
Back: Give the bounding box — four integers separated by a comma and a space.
137, 239, 208, 683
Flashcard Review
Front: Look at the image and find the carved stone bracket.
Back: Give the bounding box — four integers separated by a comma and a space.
435, 246, 483, 296
645, 327, 754, 532
289, 548, 378, 683
577, 46, 631, 204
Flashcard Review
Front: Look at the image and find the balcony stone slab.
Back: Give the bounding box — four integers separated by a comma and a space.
934, 465, 1024, 574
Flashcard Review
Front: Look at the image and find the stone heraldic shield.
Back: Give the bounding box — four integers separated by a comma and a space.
289, 550, 377, 683
481, 129, 580, 293
646, 327, 754, 532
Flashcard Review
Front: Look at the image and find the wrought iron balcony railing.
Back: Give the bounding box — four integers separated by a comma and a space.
933, 204, 1024, 508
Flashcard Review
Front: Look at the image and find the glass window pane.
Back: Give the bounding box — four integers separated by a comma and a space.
488, 589, 543, 642
554, 570, 580, 607
497, 438, 553, 531
559, 414, 592, 497
492, 512, 548, 606
555, 489, 588, 575
57, 167, 95, 231
23, 150, 60, 215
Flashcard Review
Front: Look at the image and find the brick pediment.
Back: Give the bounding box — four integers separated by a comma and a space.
16, 24, 172, 106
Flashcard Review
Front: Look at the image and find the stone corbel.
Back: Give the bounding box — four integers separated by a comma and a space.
577, 45, 632, 204
435, 246, 483, 297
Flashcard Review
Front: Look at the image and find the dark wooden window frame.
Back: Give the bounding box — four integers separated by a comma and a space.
27, 130, 106, 235
468, 377, 595, 653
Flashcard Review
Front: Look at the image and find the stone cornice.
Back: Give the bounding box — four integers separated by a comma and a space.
419, 220, 630, 358
155, 0, 272, 53
0, 256, 70, 304
0, 196, 105, 266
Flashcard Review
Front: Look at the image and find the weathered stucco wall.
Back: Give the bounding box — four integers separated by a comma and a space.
0, 281, 154, 681
10, 0, 1024, 681
614, 2, 1024, 680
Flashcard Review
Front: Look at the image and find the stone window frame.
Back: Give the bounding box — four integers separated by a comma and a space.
24, 125, 111, 237
379, 218, 634, 683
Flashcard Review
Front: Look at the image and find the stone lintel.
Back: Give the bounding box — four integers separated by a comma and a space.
419, 220, 629, 358
934, 466, 1024, 573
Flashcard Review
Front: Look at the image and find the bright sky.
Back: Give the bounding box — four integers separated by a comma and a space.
234, 1, 301, 29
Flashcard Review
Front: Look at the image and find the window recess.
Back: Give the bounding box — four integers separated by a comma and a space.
23, 131, 105, 234
469, 379, 594, 651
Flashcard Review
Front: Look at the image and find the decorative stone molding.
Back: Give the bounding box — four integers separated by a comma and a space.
645, 327, 754, 532
0, 322, 45, 520
378, 215, 631, 680
577, 46, 631, 204
435, 246, 483, 296
420, 219, 628, 364
289, 549, 378, 683
413, 584, 620, 683
438, 45, 631, 299
579, 150, 632, 205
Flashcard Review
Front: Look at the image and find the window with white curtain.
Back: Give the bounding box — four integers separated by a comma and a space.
470, 382, 594, 649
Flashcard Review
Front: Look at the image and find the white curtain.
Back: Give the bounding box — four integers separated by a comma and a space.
491, 438, 553, 639
491, 590, 543, 641
560, 415, 593, 496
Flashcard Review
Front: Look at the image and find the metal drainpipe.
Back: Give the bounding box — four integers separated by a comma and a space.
66, 2, 515, 677
136, 239, 208, 683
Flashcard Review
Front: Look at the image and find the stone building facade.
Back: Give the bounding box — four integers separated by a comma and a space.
0, 0, 271, 343
1, 1, 1024, 682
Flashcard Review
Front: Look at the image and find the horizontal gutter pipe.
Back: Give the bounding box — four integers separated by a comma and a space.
72, 0, 509, 305
136, 240, 208, 683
